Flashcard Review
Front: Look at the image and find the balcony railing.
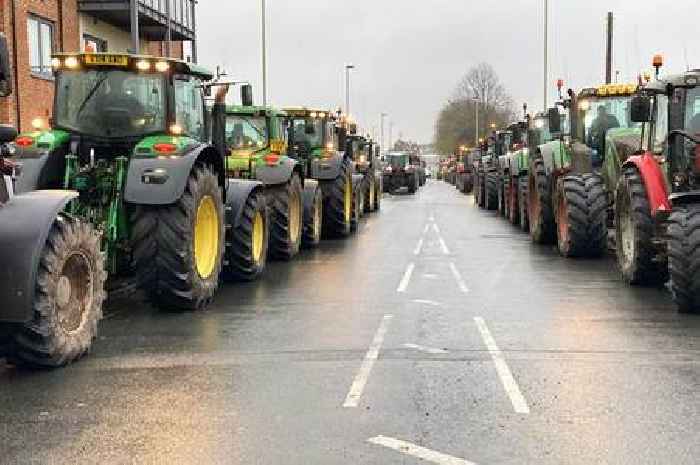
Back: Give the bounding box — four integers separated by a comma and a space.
78, 0, 196, 41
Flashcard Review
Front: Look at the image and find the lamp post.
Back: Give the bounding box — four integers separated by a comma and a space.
261, 0, 268, 106
345, 64, 355, 116
380, 112, 387, 154
473, 96, 479, 145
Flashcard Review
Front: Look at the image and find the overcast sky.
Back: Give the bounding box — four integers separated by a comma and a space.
197, 0, 699, 144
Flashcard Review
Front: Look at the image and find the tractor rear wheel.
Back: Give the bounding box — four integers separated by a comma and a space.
302, 185, 323, 248
351, 187, 363, 231
475, 174, 486, 208
364, 176, 376, 213
556, 174, 607, 258
131, 164, 224, 310
518, 176, 529, 232
321, 160, 353, 238
222, 189, 269, 281
668, 204, 700, 313
498, 177, 506, 216
8, 215, 105, 368
268, 174, 303, 260
508, 177, 519, 225
485, 171, 498, 210
527, 158, 555, 244
408, 174, 417, 194
374, 177, 382, 211
615, 165, 668, 284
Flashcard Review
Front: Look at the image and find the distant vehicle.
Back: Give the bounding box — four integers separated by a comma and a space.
382, 151, 420, 194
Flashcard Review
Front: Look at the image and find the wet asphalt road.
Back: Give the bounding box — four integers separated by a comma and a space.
2, 180, 700, 464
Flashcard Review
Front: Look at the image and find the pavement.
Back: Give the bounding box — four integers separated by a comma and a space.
2, 180, 700, 465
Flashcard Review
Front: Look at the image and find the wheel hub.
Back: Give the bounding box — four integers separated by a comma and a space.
252, 211, 264, 263
289, 188, 301, 244
56, 251, 93, 333
194, 195, 219, 279
344, 180, 352, 223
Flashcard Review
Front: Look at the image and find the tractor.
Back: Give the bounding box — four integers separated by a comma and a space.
0, 39, 106, 367
221, 96, 320, 260
619, 66, 700, 312
528, 81, 639, 257
495, 121, 528, 221
382, 151, 419, 194
346, 132, 382, 214
283, 108, 355, 237
454, 150, 474, 194
473, 136, 499, 210
12, 52, 267, 312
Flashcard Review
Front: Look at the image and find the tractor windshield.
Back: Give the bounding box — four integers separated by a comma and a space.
54, 70, 166, 138
580, 96, 639, 155
684, 86, 700, 137
292, 117, 323, 148
388, 153, 408, 168
225, 115, 268, 150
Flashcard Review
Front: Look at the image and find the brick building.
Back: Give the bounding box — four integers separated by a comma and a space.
0, 0, 197, 131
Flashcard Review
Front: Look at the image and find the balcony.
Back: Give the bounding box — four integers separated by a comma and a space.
78, 0, 196, 41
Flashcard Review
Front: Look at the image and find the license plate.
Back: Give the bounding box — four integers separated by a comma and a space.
84, 54, 128, 66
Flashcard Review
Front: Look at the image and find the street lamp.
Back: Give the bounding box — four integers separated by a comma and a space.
380, 112, 388, 154
261, 0, 268, 106
472, 96, 480, 146
345, 64, 355, 116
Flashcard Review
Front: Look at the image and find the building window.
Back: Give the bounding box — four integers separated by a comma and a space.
27, 16, 54, 77
83, 35, 108, 53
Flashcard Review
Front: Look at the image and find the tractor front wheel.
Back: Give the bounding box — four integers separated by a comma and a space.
615, 165, 668, 284
132, 165, 224, 310
527, 159, 555, 244
8, 215, 105, 367
485, 171, 498, 211
322, 161, 353, 238
268, 174, 303, 260
518, 176, 529, 232
222, 189, 269, 281
302, 185, 323, 248
668, 204, 700, 313
508, 177, 520, 225
556, 174, 607, 258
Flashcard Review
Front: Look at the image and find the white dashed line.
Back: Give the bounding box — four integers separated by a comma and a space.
343, 315, 393, 407
411, 299, 442, 306
368, 435, 477, 465
473, 317, 530, 414
438, 237, 450, 255
414, 237, 424, 255
396, 262, 415, 293
448, 262, 469, 293
403, 343, 449, 354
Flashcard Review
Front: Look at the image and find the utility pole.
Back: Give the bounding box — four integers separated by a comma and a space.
473, 97, 479, 145
388, 121, 393, 152
543, 0, 548, 111
261, 0, 268, 106
605, 12, 613, 84
380, 113, 387, 153
345, 64, 355, 115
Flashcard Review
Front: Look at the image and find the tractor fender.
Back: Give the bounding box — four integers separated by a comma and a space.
302, 178, 320, 217
310, 153, 345, 180
623, 153, 671, 216
124, 144, 224, 205
224, 178, 264, 228
13, 148, 67, 193
256, 157, 298, 186
0, 190, 77, 323
352, 173, 364, 192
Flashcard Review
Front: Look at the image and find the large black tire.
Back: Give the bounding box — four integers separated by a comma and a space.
364, 175, 376, 213
9, 215, 106, 367
302, 185, 323, 248
131, 165, 224, 310
497, 176, 506, 216
374, 177, 382, 211
351, 186, 362, 232
485, 171, 498, 211
518, 176, 529, 232
668, 204, 700, 313
222, 189, 269, 281
267, 174, 303, 260
528, 158, 555, 244
408, 174, 417, 194
475, 174, 486, 208
615, 165, 668, 284
508, 177, 519, 225
555, 174, 607, 258
321, 160, 353, 238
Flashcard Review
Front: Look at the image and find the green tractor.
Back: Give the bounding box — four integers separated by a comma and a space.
346, 132, 382, 214
625, 67, 700, 311
528, 82, 640, 257
221, 96, 318, 262
455, 150, 474, 194
495, 121, 528, 221
283, 108, 355, 238
0, 41, 106, 367
382, 151, 420, 194
473, 136, 499, 210
13, 52, 268, 313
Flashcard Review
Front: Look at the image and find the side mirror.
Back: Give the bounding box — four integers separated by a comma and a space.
0, 34, 12, 97
548, 107, 561, 134
630, 95, 652, 123
240, 84, 253, 107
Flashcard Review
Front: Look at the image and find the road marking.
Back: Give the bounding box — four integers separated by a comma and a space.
438, 237, 450, 254
343, 315, 393, 408
428, 214, 435, 222
449, 262, 469, 293
473, 317, 530, 414
411, 299, 442, 306
397, 262, 415, 293
432, 223, 440, 233
414, 237, 424, 255
403, 343, 449, 354
368, 435, 477, 465
423, 223, 431, 233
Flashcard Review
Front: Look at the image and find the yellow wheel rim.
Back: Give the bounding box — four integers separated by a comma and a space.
369, 180, 375, 208
344, 179, 352, 223
289, 190, 301, 244
194, 195, 219, 279
252, 211, 264, 263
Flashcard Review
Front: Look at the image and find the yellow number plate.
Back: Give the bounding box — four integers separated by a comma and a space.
84, 54, 129, 67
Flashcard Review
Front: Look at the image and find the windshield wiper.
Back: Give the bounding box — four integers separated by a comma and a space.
75, 74, 108, 118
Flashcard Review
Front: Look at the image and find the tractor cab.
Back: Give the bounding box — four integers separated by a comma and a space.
283, 108, 341, 161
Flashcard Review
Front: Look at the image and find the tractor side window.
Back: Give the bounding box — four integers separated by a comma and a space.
652, 94, 669, 154
174, 76, 205, 140
685, 87, 700, 136
225, 116, 268, 150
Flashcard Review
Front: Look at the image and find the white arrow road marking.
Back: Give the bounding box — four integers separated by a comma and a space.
368, 435, 478, 465
473, 317, 530, 414
449, 262, 469, 293
414, 237, 424, 255
343, 315, 393, 407
438, 236, 450, 254
411, 299, 442, 306
423, 223, 431, 233
397, 263, 415, 293
432, 223, 441, 233
403, 343, 449, 354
